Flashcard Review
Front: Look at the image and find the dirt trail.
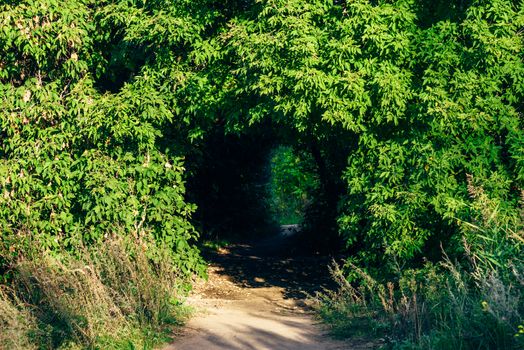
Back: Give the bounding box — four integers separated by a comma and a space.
164, 231, 375, 350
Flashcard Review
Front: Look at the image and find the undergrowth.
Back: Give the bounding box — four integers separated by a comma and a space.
315, 187, 524, 349
0, 235, 191, 350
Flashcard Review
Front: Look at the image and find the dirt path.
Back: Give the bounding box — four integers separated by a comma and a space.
164, 231, 376, 350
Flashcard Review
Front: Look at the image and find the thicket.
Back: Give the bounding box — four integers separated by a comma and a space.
0, 0, 209, 347
0, 0, 209, 273
315, 186, 523, 349
267, 145, 319, 225
1, 0, 523, 348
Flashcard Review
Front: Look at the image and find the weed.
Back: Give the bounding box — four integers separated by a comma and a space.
314, 191, 524, 349
0, 235, 191, 349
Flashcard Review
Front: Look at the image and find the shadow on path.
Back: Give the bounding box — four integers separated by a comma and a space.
202, 230, 338, 300
164, 229, 377, 350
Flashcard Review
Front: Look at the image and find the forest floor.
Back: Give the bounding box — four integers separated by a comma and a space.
163, 229, 378, 350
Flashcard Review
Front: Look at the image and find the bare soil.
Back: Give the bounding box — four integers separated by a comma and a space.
164, 232, 377, 350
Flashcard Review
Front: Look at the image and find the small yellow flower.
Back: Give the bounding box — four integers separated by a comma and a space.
481, 301, 489, 312
515, 324, 524, 337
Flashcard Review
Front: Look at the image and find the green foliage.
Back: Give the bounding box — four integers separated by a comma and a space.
338, 0, 524, 261
0, 0, 207, 277
216, 0, 524, 263
267, 146, 319, 224
315, 193, 524, 349
4, 0, 520, 269
1, 0, 524, 347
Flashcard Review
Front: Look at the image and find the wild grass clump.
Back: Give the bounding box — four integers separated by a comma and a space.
0, 287, 38, 349
0, 235, 190, 350
316, 258, 523, 349
315, 187, 524, 349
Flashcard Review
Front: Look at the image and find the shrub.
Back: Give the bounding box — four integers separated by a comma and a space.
315, 191, 524, 349
0, 0, 206, 281
316, 259, 523, 349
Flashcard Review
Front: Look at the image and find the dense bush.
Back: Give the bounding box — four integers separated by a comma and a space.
218, 0, 524, 263
0, 2, 207, 346
267, 146, 319, 225
314, 191, 523, 349
0, 0, 207, 275
4, 0, 519, 269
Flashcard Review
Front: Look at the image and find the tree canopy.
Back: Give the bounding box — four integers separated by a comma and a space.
1, 0, 523, 274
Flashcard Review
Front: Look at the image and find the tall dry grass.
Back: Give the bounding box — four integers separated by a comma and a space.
315, 188, 524, 349
0, 287, 38, 350
0, 235, 189, 350
315, 258, 523, 349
